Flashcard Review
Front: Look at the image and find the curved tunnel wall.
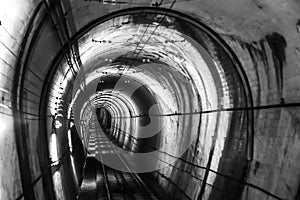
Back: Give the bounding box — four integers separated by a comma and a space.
47, 7, 251, 198
0, 1, 300, 200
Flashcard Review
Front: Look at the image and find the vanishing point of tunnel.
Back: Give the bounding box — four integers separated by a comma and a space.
1, 0, 300, 200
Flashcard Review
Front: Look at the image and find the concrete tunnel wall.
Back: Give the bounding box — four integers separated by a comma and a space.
0, 0, 300, 200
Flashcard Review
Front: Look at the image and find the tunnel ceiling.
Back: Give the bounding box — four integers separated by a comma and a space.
52, 9, 248, 114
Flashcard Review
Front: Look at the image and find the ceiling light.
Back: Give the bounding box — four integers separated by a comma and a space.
55, 120, 63, 129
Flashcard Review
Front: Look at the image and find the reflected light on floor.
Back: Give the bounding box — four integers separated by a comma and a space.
70, 155, 78, 186
50, 133, 59, 166
53, 171, 65, 200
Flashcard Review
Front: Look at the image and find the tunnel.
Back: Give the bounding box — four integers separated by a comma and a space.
0, 0, 300, 200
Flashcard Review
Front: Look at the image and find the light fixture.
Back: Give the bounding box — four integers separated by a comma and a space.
50, 133, 59, 166
55, 120, 62, 129
68, 130, 73, 152
142, 58, 151, 63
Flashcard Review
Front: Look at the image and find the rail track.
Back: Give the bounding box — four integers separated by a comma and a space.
77, 120, 159, 200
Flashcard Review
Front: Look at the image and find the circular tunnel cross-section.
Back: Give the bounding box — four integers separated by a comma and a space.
42, 7, 253, 200
63, 8, 253, 170
3, 1, 300, 200
9, 2, 292, 199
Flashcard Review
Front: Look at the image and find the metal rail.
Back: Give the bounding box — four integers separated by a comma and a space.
95, 124, 112, 200
78, 120, 159, 200
105, 135, 158, 200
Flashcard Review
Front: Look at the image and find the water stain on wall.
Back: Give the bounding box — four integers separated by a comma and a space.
265, 32, 287, 95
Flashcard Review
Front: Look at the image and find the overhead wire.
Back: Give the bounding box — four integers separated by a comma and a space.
97, 0, 177, 109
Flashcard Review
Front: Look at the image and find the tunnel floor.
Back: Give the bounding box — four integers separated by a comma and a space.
77, 122, 169, 200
